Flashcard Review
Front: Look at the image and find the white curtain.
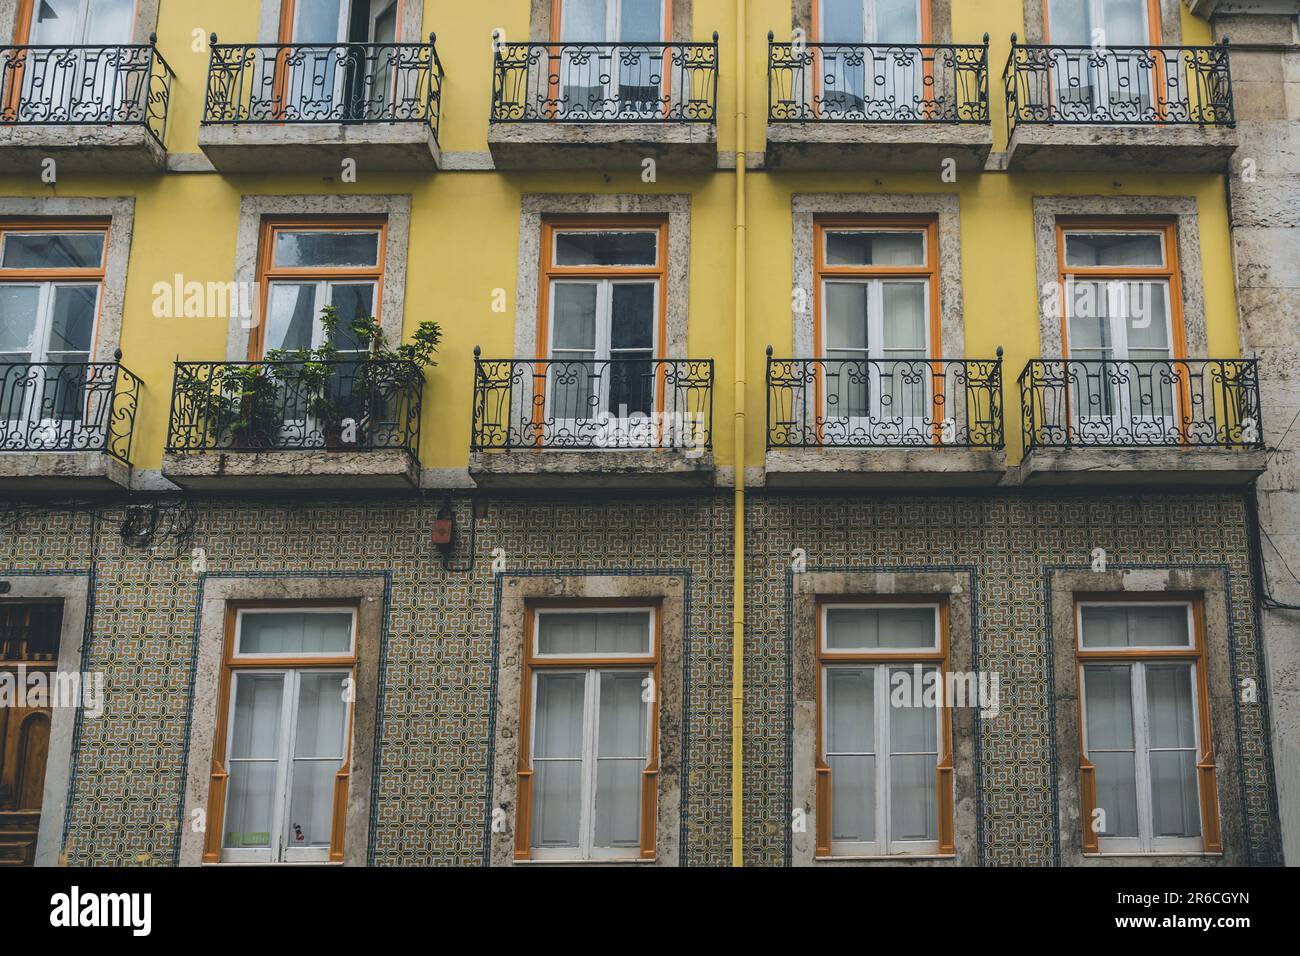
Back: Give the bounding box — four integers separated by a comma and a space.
1084, 664, 1140, 838
537, 612, 650, 656
239, 612, 352, 655
824, 607, 935, 651
1145, 664, 1201, 838
827, 667, 875, 843
531, 672, 586, 848
593, 671, 648, 848
225, 674, 284, 849
888, 666, 938, 842
287, 672, 348, 847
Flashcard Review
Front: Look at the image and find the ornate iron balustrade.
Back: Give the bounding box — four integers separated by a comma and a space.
766, 352, 1005, 449
0, 37, 174, 147
1018, 358, 1263, 451
1004, 36, 1233, 131
202, 33, 444, 137
491, 37, 718, 122
472, 352, 714, 452
768, 34, 990, 123
167, 358, 422, 456
0, 355, 141, 465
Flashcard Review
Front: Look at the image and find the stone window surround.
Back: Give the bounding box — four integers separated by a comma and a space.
1049, 568, 1245, 866
257, 0, 423, 43
1032, 195, 1209, 358
513, 193, 691, 359
0, 573, 90, 867
793, 0, 955, 44
0, 0, 159, 43
1022, 0, 1184, 45
0, 197, 134, 362
791, 570, 980, 866
227, 194, 411, 361
178, 575, 386, 868
529, 0, 693, 42
791, 193, 966, 358
489, 574, 685, 867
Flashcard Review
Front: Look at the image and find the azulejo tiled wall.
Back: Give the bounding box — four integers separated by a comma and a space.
0, 489, 1281, 866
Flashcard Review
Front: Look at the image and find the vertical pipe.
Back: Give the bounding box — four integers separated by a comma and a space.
730, 0, 748, 869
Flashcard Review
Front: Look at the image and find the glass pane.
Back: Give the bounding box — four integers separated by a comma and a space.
533, 672, 587, 759
619, 0, 662, 42
821, 0, 865, 43
1, 233, 105, 270
1146, 664, 1197, 750
264, 283, 319, 352
552, 284, 598, 351
890, 756, 937, 841
826, 667, 873, 754
881, 283, 926, 352
1065, 233, 1164, 268
825, 607, 937, 651
889, 667, 938, 752
46, 286, 97, 358
537, 611, 651, 655
27, 0, 81, 44
1081, 605, 1190, 648
1048, 0, 1092, 45
825, 231, 924, 267
829, 754, 875, 842
224, 761, 278, 849
0, 286, 40, 356
273, 231, 380, 269
1102, 0, 1149, 44
825, 283, 869, 351
593, 670, 649, 848
85, 0, 135, 43
293, 0, 347, 42
286, 759, 338, 848
327, 283, 376, 353
237, 611, 353, 655
610, 283, 654, 351
531, 672, 586, 848
561, 0, 608, 40
1068, 281, 1111, 351
1125, 282, 1170, 351
555, 231, 657, 267
1092, 751, 1140, 837
1083, 664, 1135, 749
229, 673, 284, 759
875, 0, 921, 43
1149, 750, 1201, 838
1079, 606, 1127, 647
286, 672, 349, 849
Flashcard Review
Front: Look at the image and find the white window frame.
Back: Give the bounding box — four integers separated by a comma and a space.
533, 605, 657, 660
232, 605, 358, 661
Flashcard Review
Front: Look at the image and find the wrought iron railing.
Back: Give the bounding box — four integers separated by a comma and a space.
0, 37, 174, 147
491, 36, 718, 122
472, 351, 714, 452
768, 33, 990, 123
0, 355, 141, 465
1018, 358, 1262, 451
1004, 36, 1234, 131
766, 351, 1005, 449
202, 33, 444, 138
166, 358, 422, 456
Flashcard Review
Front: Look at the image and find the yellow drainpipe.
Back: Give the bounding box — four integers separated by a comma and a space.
730, 0, 748, 869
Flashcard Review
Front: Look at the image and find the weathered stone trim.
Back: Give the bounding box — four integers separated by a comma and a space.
257, 0, 423, 43
228, 194, 411, 360
513, 193, 691, 359
178, 575, 387, 867
0, 197, 134, 361
1022, 0, 1182, 45
1, 0, 160, 44
793, 0, 954, 44
0, 573, 90, 867
791, 570, 980, 866
529, 0, 692, 42
489, 573, 686, 866
1031, 195, 1208, 357
1049, 567, 1245, 866
790, 193, 966, 358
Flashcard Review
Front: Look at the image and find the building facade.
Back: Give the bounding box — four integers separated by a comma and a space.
0, 0, 1289, 867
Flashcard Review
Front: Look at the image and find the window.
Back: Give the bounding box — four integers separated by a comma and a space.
1076, 599, 1221, 855
555, 0, 669, 116
1057, 220, 1184, 440
538, 218, 667, 441
814, 218, 939, 444
204, 605, 358, 864
1045, 0, 1160, 117
10, 0, 136, 122
816, 600, 954, 858
816, 1, 928, 115
516, 604, 660, 861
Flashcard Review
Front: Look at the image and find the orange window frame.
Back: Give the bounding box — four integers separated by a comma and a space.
812, 216, 943, 446
514, 599, 662, 862
1041, 0, 1169, 121
547, 0, 674, 118
808, 0, 935, 120
1073, 592, 1221, 855
251, 217, 388, 360
0, 219, 111, 362
202, 599, 360, 865
814, 595, 955, 858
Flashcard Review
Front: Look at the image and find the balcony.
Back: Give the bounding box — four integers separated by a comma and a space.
161, 358, 422, 490
469, 353, 715, 488
487, 38, 718, 171
765, 34, 993, 171
0, 39, 173, 173
0, 356, 140, 491
1016, 359, 1266, 486
765, 351, 1007, 488
197, 34, 444, 173
1003, 37, 1238, 171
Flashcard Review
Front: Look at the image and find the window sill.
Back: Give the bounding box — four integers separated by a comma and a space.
1083, 851, 1222, 858
514, 857, 657, 866
202, 860, 345, 867
815, 853, 956, 863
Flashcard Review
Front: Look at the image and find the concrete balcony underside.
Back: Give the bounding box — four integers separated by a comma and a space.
161, 450, 419, 490
487, 123, 717, 171
0, 125, 165, 173
197, 123, 440, 173
470, 448, 715, 489
1005, 123, 1239, 172
1014, 446, 1268, 487
764, 123, 992, 171
0, 452, 130, 492
764, 448, 1008, 488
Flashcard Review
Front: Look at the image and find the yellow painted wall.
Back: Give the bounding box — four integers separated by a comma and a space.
0, 0, 1240, 473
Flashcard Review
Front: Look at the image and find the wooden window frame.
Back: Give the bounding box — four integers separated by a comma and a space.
514, 598, 662, 862
814, 595, 955, 859
202, 599, 359, 865
1073, 592, 1221, 856
251, 217, 387, 359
